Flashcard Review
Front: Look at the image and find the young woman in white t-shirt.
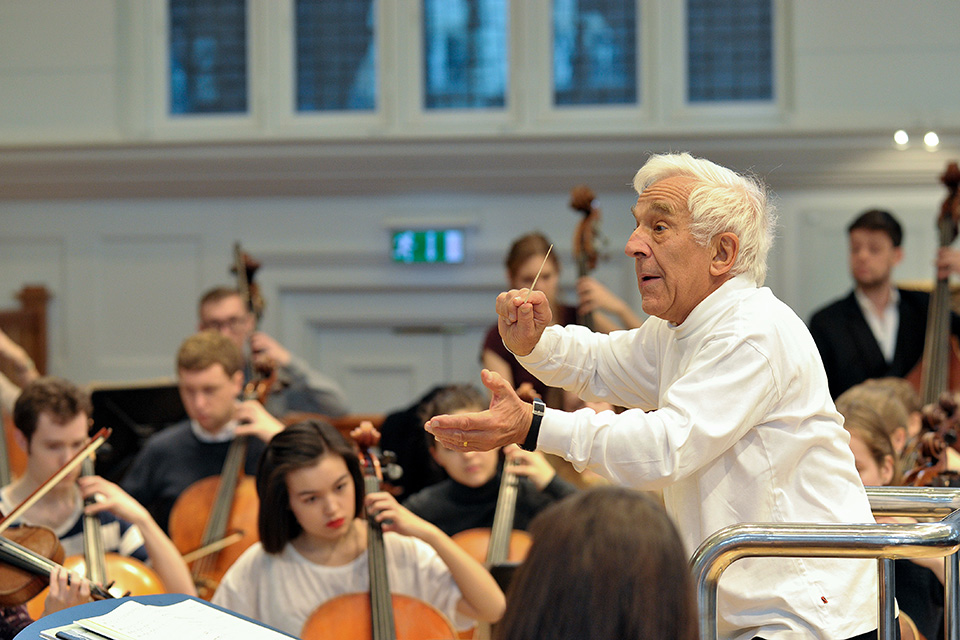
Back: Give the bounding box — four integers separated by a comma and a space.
211, 420, 505, 637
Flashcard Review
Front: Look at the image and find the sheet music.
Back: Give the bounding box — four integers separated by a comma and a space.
71, 599, 292, 640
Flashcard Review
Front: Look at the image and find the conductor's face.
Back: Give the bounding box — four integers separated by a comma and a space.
625, 176, 716, 325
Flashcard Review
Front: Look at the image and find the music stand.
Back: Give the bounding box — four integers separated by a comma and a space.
90, 379, 187, 482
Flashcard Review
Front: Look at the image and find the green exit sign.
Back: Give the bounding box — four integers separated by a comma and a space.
392, 229, 464, 264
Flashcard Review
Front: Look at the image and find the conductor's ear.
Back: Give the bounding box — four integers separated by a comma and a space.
710, 232, 739, 277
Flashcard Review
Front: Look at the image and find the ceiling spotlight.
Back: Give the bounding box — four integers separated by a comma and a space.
893, 129, 909, 148
924, 131, 940, 150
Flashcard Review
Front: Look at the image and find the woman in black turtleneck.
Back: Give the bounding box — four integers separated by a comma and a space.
402, 385, 576, 537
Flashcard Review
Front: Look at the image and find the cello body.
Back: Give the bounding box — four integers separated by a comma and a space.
301, 592, 456, 640
450, 529, 531, 566
168, 469, 259, 599
301, 423, 458, 640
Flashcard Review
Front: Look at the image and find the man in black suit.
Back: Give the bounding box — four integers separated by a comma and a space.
809, 209, 960, 399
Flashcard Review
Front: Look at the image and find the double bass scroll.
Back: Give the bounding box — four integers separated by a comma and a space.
569, 185, 602, 330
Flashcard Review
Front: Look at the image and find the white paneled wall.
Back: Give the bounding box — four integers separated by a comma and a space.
0, 190, 642, 414
2, 1, 960, 413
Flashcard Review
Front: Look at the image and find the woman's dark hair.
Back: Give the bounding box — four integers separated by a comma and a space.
256, 420, 364, 553
496, 487, 698, 640
504, 232, 559, 278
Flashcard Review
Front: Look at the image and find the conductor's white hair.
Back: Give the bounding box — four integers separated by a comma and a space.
633, 152, 776, 286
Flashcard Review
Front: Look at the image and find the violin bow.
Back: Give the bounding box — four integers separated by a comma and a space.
0, 427, 111, 536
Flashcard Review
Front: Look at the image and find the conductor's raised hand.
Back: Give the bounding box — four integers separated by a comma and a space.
496, 288, 552, 357
424, 369, 534, 452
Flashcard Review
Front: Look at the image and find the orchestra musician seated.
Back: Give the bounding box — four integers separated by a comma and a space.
211, 420, 506, 638
120, 331, 285, 534
1, 378, 195, 597
197, 286, 349, 419
496, 486, 697, 640
403, 384, 577, 537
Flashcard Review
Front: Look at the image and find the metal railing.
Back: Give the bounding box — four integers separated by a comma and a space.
690, 486, 960, 640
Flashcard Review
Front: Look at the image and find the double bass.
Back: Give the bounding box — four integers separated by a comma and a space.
904, 162, 960, 486
908, 162, 960, 405
168, 244, 266, 598
301, 424, 456, 640
570, 184, 601, 330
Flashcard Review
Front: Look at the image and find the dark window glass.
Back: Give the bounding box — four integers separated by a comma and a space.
687, 0, 772, 102
553, 0, 638, 106
423, 0, 508, 110
169, 0, 247, 114
296, 0, 377, 112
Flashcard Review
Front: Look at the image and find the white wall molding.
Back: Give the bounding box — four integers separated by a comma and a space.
1, 133, 958, 202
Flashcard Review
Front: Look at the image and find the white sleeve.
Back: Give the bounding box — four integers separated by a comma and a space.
517, 324, 662, 410
536, 332, 779, 490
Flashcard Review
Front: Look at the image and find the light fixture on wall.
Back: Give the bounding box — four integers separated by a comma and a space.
893, 127, 942, 152
893, 129, 910, 150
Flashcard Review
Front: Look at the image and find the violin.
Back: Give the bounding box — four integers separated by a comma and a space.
168, 243, 267, 599
0, 430, 116, 606
25, 457, 165, 618
0, 525, 99, 606
301, 423, 457, 640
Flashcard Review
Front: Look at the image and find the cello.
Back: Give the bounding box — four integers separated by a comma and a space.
300, 423, 457, 640
451, 456, 531, 640
451, 458, 532, 568
168, 244, 266, 599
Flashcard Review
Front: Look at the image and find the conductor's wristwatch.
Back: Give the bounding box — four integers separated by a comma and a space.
522, 398, 545, 452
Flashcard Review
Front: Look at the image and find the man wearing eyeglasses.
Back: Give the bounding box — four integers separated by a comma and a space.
198, 287, 349, 419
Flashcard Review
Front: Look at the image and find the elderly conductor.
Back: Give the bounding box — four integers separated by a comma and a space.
426, 153, 879, 640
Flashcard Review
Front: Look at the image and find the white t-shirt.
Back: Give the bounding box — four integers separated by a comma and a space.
212, 533, 469, 637
520, 275, 879, 640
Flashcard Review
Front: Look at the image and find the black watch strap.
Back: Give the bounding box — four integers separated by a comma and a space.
522, 398, 546, 451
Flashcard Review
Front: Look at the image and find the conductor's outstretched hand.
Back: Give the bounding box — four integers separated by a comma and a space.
425, 369, 534, 452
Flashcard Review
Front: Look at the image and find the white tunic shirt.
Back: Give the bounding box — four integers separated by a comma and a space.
519, 275, 878, 640
212, 533, 469, 637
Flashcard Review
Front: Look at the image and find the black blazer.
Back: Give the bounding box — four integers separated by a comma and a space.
808, 288, 960, 399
